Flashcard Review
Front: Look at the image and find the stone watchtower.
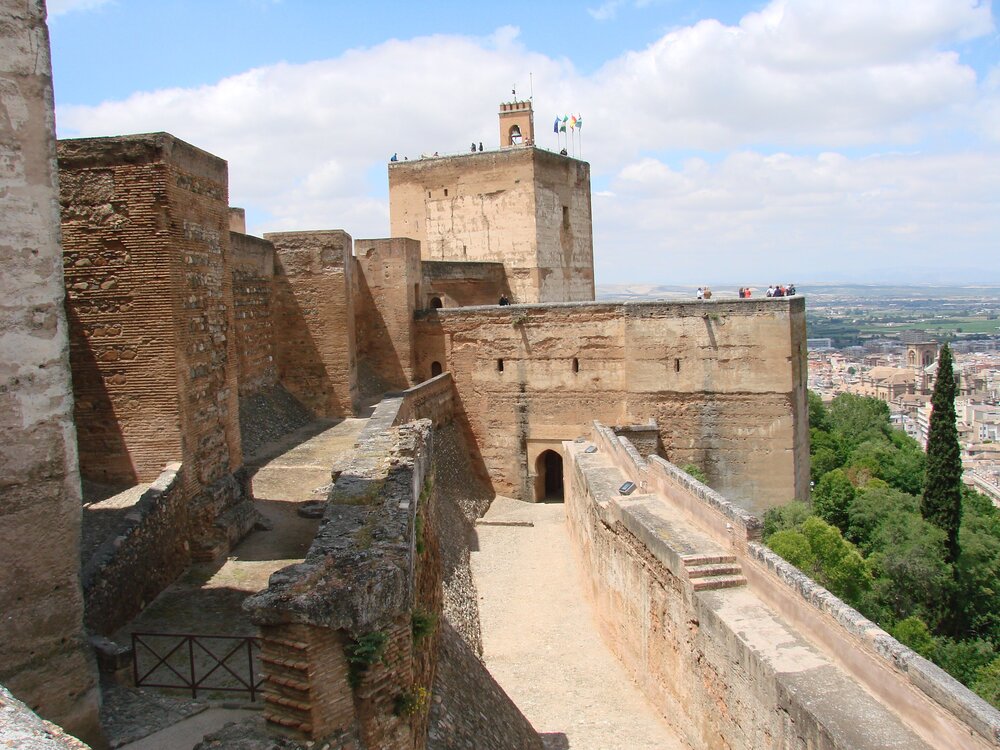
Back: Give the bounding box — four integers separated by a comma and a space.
387, 99, 594, 304
499, 98, 534, 147
907, 342, 938, 394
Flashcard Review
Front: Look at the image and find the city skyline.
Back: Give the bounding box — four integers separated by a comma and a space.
50, 0, 1000, 284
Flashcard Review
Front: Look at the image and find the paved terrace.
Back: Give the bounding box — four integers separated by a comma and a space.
471, 497, 688, 750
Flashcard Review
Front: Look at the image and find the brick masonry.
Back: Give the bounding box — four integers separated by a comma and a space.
268, 230, 358, 417
231, 231, 277, 397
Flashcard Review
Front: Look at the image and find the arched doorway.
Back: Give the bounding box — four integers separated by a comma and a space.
430, 297, 443, 309
508, 124, 522, 146
431, 361, 443, 377
536, 450, 564, 501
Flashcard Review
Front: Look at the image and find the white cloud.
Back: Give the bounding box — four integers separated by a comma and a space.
588, 0, 627, 21
55, 1, 1000, 282
47, 0, 113, 17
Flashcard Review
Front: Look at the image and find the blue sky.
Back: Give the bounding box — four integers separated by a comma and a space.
49, 0, 1000, 285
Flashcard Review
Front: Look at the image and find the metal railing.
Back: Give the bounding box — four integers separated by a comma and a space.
131, 632, 263, 701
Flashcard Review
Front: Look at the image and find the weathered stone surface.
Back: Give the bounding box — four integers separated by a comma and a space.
416, 298, 809, 512
0, 1, 101, 743
389, 149, 594, 304
0, 685, 91, 750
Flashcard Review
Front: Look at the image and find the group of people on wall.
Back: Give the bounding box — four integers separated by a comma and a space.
697, 284, 797, 299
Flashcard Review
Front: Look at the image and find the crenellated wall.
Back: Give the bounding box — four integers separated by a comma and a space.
415, 298, 809, 512
564, 423, 1000, 750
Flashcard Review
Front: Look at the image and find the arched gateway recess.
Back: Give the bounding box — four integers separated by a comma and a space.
536, 450, 564, 501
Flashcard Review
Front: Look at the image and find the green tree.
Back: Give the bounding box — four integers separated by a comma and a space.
762, 501, 812, 539
973, 657, 1000, 709
892, 616, 935, 659
954, 488, 1000, 641
934, 638, 996, 687
845, 484, 919, 552
921, 343, 962, 564
828, 393, 891, 450
808, 390, 830, 431
813, 469, 855, 531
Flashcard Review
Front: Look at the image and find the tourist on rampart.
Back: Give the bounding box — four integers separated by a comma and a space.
499, 294, 510, 306
703, 287, 712, 299
697, 287, 704, 300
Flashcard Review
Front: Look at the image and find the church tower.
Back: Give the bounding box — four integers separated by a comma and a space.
499, 98, 534, 148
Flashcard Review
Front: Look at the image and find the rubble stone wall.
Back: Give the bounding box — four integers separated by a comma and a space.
415, 298, 809, 512
231, 231, 277, 397
80, 464, 190, 635
268, 230, 358, 417
0, 1, 102, 743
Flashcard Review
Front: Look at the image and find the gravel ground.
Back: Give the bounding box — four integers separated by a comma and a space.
238, 385, 314, 459
470, 499, 689, 750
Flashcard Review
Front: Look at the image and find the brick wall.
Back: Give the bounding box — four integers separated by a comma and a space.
415, 298, 809, 513
231, 232, 276, 396
268, 230, 358, 417
354, 238, 422, 395
0, 1, 102, 743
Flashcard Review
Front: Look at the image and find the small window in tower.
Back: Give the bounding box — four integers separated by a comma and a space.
573, 357, 580, 373
497, 358, 504, 373
562, 205, 570, 229
675, 358, 681, 373
431, 297, 443, 309
509, 124, 522, 146
427, 191, 431, 198
444, 188, 449, 197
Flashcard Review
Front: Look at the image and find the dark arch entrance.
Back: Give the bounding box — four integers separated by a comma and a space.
430, 297, 443, 309
431, 361, 443, 377
536, 450, 564, 501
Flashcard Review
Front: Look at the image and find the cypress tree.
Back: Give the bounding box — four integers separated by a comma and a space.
921, 343, 962, 565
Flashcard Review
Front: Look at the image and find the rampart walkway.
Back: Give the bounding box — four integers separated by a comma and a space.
470, 497, 688, 750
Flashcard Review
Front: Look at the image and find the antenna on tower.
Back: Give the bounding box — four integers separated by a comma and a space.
529, 72, 534, 100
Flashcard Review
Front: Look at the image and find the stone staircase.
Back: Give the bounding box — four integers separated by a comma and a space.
260, 636, 314, 735
681, 553, 747, 591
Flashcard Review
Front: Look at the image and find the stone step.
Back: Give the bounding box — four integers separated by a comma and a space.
264, 693, 312, 713
265, 673, 310, 692
262, 636, 309, 652
264, 711, 312, 735
681, 554, 737, 567
261, 654, 310, 673
691, 575, 747, 592
686, 563, 742, 579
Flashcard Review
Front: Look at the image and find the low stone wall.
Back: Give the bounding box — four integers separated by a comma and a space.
245, 421, 440, 748
394, 373, 456, 428
569, 422, 1000, 749
81, 464, 190, 636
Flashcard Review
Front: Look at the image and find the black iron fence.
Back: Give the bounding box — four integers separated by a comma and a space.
131, 632, 264, 701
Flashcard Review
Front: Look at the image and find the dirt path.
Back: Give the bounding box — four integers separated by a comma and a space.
470, 498, 688, 750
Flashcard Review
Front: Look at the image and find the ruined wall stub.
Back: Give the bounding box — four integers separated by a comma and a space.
231, 231, 277, 397
59, 133, 242, 488
416, 298, 809, 512
267, 230, 358, 417
354, 237, 422, 393
388, 149, 594, 304
0, 0, 102, 742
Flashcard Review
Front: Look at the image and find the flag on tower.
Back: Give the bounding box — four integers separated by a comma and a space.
569, 115, 577, 130
553, 116, 559, 134
576, 114, 583, 129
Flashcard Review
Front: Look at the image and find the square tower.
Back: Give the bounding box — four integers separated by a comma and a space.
388, 102, 594, 304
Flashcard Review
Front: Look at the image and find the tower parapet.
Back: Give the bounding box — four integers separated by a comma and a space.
499, 99, 534, 148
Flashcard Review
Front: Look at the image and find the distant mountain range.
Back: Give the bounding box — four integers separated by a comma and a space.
597, 282, 1000, 302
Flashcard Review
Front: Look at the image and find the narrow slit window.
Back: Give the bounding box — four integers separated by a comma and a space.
674, 358, 681, 373
573, 357, 580, 373
444, 188, 449, 197
497, 358, 504, 373
562, 205, 570, 229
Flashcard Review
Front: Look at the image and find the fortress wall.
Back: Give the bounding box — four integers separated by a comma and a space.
267, 230, 357, 417
421, 260, 508, 309
58, 133, 242, 488
578, 424, 1000, 749
354, 237, 421, 393
389, 150, 594, 304
231, 232, 276, 397
0, 1, 101, 741
415, 298, 808, 509
531, 150, 594, 302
